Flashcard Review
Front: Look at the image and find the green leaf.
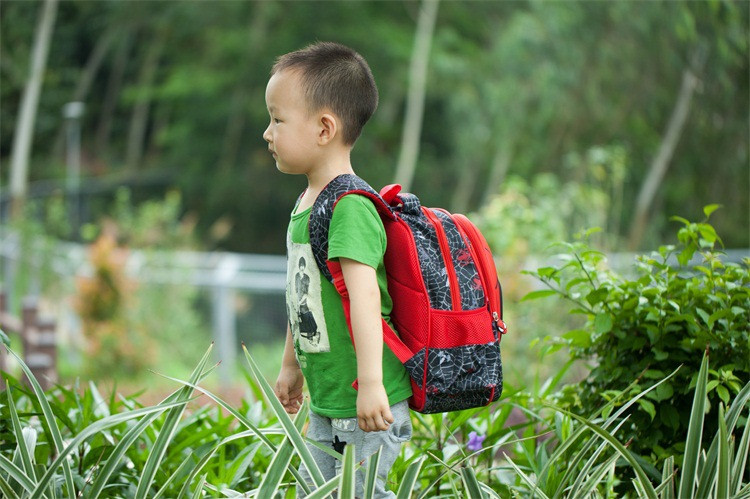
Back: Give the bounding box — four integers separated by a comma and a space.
658, 456, 676, 499
396, 457, 425, 499
190, 474, 207, 499
550, 406, 658, 499
594, 313, 613, 335
363, 447, 382, 499
696, 308, 710, 327
639, 399, 656, 421
654, 383, 674, 402
4, 346, 77, 499
6, 384, 36, 483
256, 401, 310, 499
135, 344, 215, 499
660, 404, 680, 430
0, 473, 20, 499
460, 466, 486, 498
716, 385, 730, 405
678, 350, 709, 499
702, 205, 721, 219
586, 288, 609, 306
562, 329, 591, 348
697, 223, 718, 244
731, 407, 750, 495
520, 289, 558, 302
75, 345, 215, 499
304, 475, 344, 499
243, 344, 326, 487
0, 329, 9, 347
0, 453, 35, 495
505, 456, 550, 499
717, 403, 729, 499
339, 444, 357, 498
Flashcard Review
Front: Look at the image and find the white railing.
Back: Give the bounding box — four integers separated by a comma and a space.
0, 231, 286, 382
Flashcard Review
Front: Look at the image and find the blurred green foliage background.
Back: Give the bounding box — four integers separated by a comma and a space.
2, 0, 748, 254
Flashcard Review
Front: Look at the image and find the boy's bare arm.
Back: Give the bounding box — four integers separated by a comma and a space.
274, 324, 304, 414
339, 257, 394, 432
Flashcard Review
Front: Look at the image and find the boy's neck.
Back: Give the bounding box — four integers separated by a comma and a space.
305, 152, 355, 192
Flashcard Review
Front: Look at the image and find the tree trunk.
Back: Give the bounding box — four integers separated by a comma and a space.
125, 32, 164, 171
393, 0, 439, 191
481, 144, 513, 207
451, 160, 480, 213
219, 1, 273, 172
95, 29, 134, 159
51, 29, 117, 161
9, 0, 58, 218
627, 57, 704, 250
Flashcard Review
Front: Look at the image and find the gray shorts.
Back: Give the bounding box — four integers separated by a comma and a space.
298, 399, 412, 498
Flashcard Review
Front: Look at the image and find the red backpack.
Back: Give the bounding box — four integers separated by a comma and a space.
309, 174, 507, 413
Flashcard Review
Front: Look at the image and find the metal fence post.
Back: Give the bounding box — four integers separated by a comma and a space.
0, 290, 6, 388
213, 255, 239, 383
21, 296, 38, 388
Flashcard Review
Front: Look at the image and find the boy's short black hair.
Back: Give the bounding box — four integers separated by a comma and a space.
272, 42, 378, 145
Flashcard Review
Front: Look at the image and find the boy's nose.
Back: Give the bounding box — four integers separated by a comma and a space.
263, 125, 272, 143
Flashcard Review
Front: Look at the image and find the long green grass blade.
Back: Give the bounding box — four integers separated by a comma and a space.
396, 456, 425, 499
716, 403, 729, 499
304, 474, 344, 499
678, 350, 709, 499
190, 473, 207, 499
548, 405, 658, 499
155, 452, 197, 499
88, 346, 216, 499
363, 446, 382, 499
577, 450, 620, 498
253, 400, 310, 498
0, 473, 21, 499
0, 453, 35, 495
135, 344, 215, 499
6, 383, 36, 482
505, 456, 551, 499
696, 379, 750, 498
176, 430, 257, 498
656, 456, 675, 499
154, 371, 313, 495
5, 346, 76, 498
551, 367, 680, 498
242, 344, 325, 486
460, 466, 486, 498
569, 417, 629, 497
339, 444, 357, 498
31, 400, 191, 497
731, 406, 750, 495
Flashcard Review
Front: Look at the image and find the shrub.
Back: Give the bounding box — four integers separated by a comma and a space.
524, 206, 750, 464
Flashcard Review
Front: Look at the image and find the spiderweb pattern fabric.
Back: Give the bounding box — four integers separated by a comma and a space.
404, 343, 502, 413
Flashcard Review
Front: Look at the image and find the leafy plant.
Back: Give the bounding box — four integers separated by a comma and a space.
504, 350, 750, 498
2, 338, 748, 497
523, 207, 750, 465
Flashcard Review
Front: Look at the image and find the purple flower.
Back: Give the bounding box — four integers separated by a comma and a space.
467, 431, 486, 452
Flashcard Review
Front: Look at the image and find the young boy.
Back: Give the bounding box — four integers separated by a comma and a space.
265, 42, 413, 497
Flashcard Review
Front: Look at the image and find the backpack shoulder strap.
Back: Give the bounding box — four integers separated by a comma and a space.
308, 174, 394, 283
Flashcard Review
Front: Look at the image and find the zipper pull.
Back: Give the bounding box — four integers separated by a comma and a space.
492, 312, 508, 335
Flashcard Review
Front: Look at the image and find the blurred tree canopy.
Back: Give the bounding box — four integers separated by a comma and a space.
1, 0, 747, 253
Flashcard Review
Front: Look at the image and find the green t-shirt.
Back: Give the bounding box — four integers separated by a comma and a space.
286, 194, 412, 418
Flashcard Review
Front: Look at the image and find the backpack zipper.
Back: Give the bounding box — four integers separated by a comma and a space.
451, 214, 507, 339
422, 208, 461, 311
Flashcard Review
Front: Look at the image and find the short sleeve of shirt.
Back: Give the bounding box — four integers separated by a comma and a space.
327, 195, 386, 269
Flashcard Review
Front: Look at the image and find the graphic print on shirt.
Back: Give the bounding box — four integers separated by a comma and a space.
286, 240, 330, 353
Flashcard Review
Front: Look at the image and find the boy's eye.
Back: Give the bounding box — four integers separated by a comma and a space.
274, 118, 281, 124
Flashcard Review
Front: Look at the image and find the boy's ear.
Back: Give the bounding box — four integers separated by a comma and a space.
318, 112, 338, 145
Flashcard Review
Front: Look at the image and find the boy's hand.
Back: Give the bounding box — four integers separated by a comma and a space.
357, 381, 394, 432
275, 365, 304, 414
